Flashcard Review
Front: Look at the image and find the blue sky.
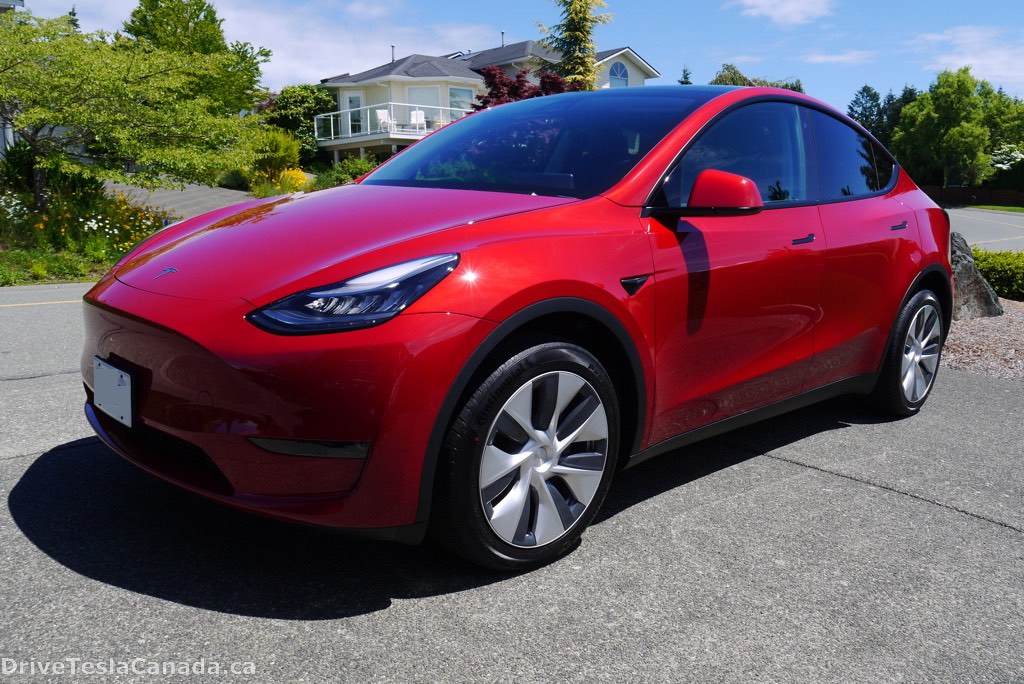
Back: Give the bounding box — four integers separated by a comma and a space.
25, 0, 1024, 111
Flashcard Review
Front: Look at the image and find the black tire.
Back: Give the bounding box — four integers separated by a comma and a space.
431, 342, 620, 571
871, 289, 944, 417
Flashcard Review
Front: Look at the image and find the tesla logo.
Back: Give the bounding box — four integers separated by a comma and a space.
153, 267, 178, 280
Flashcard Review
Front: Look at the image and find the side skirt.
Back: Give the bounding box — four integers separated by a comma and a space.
625, 374, 877, 470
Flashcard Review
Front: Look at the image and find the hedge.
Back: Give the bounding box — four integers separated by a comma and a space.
973, 248, 1024, 302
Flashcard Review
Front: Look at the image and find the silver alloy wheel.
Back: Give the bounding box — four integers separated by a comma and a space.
478, 370, 609, 548
901, 303, 942, 403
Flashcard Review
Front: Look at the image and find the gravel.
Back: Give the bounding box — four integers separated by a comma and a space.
943, 298, 1024, 382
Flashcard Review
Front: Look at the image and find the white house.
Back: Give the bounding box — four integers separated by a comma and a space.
315, 41, 660, 160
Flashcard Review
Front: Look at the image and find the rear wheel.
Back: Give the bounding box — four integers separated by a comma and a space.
871, 289, 944, 417
432, 342, 620, 570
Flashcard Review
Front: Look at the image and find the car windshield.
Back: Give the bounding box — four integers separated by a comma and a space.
362, 90, 712, 199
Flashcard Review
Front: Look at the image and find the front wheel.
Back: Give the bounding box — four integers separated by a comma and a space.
432, 342, 620, 571
871, 289, 944, 417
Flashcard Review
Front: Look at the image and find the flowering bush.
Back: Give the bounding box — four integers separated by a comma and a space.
0, 187, 179, 283
250, 167, 311, 198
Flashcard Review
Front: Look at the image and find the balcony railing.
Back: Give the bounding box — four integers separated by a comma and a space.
315, 102, 474, 142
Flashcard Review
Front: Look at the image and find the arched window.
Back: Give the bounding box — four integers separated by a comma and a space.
610, 62, 629, 88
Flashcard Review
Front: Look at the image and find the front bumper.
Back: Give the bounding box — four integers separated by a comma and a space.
82, 277, 496, 531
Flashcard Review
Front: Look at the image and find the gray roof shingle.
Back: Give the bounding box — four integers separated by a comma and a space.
321, 54, 482, 84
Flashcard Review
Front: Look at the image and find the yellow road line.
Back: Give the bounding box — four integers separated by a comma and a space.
0, 299, 81, 309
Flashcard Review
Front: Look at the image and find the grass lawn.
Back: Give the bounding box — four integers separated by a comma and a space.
0, 247, 113, 286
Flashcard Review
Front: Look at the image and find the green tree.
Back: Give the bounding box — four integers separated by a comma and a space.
877, 85, 918, 148
891, 67, 1022, 186
261, 84, 336, 167
0, 12, 259, 209
537, 0, 611, 91
848, 85, 883, 137
123, 0, 226, 54
678, 66, 693, 85
708, 63, 804, 92
122, 0, 270, 114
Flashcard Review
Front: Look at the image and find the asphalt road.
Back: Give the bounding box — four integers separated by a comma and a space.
1, 282, 1022, 683
949, 207, 1024, 252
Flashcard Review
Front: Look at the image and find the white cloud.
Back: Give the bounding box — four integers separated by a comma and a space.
19, 0, 496, 93
727, 0, 835, 27
724, 54, 765, 65
803, 50, 875, 65
341, 0, 405, 21
215, 1, 490, 91
915, 25, 1024, 97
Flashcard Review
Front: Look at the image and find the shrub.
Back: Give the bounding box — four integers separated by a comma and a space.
309, 157, 378, 191
1, 140, 104, 199
217, 169, 250, 191
248, 127, 301, 184
973, 248, 1024, 301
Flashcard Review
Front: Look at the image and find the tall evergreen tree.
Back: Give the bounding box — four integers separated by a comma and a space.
848, 85, 883, 138
537, 0, 611, 91
873, 85, 919, 148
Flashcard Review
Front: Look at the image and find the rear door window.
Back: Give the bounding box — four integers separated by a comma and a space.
809, 109, 895, 200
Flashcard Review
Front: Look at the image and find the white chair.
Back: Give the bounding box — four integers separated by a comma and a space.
375, 109, 394, 133
410, 110, 426, 132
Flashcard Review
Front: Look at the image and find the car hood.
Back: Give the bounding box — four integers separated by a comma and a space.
114, 184, 574, 302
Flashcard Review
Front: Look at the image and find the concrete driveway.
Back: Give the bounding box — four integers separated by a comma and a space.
1, 283, 1022, 683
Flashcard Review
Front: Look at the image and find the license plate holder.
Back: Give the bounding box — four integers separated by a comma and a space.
94, 357, 133, 428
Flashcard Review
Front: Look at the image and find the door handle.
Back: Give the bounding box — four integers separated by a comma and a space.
891, 220, 908, 231
791, 233, 815, 245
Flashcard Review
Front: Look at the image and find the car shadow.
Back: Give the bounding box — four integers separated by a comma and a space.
9, 395, 885, 620
597, 394, 886, 521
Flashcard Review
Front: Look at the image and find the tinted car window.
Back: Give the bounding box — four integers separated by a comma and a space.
660, 102, 810, 207
365, 91, 715, 199
810, 109, 893, 200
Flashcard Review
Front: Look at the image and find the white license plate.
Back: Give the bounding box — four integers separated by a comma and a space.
94, 357, 133, 428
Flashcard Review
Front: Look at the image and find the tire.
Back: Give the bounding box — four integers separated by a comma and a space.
871, 289, 944, 417
432, 342, 620, 571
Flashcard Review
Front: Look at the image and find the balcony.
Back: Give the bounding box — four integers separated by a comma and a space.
315, 102, 473, 146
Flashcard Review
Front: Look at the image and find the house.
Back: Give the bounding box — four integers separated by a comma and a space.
0, 1, 25, 13
314, 41, 660, 161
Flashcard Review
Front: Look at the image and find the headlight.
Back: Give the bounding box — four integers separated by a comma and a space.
247, 254, 459, 334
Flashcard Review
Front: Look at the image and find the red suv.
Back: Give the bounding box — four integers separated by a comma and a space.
82, 86, 952, 569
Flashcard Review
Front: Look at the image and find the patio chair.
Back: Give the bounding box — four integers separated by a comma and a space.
375, 109, 394, 133
410, 110, 426, 132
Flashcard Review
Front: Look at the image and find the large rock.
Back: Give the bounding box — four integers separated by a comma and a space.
951, 231, 1003, 320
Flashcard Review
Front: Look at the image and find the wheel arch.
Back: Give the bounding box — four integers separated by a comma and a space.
874, 264, 953, 378
415, 297, 648, 525
905, 264, 953, 343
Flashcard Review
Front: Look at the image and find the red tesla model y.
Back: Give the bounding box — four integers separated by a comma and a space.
83, 86, 952, 569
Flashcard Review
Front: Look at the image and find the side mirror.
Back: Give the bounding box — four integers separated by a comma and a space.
688, 169, 763, 214
644, 169, 764, 219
